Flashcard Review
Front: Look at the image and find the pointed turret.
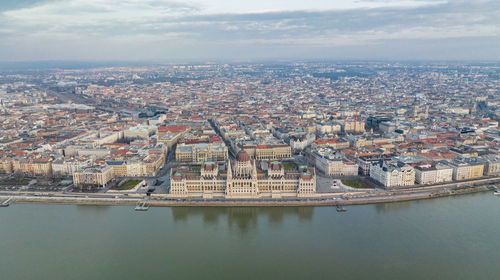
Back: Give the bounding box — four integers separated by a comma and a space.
251, 159, 257, 178
227, 160, 232, 180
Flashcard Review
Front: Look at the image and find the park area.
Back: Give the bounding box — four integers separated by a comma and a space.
283, 162, 297, 171
110, 179, 142, 191
341, 178, 372, 189
0, 178, 32, 185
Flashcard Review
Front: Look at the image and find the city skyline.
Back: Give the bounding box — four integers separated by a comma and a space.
1, 1, 500, 278
0, 0, 498, 62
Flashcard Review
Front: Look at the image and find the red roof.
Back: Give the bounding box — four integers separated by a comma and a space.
442, 153, 456, 158
33, 157, 51, 162
159, 125, 188, 133
12, 150, 25, 157
112, 149, 129, 156
209, 136, 222, 143
314, 138, 342, 145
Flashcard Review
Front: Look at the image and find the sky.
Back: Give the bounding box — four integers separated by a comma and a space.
0, 0, 498, 62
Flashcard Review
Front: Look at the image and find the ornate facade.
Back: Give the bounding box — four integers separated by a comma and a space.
170, 151, 316, 198
73, 165, 114, 189
370, 160, 415, 188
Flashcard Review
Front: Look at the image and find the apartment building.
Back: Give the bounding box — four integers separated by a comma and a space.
311, 147, 358, 177
176, 142, 228, 162
370, 160, 415, 188
414, 163, 453, 184
73, 165, 114, 189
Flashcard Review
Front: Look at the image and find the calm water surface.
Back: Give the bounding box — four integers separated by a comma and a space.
1, 192, 499, 280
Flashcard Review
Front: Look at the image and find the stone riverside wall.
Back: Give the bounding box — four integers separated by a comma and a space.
1, 185, 494, 207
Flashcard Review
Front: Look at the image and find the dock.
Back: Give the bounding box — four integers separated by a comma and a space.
1, 197, 12, 207
135, 200, 149, 211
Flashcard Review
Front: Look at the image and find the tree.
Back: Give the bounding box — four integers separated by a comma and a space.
14, 169, 24, 182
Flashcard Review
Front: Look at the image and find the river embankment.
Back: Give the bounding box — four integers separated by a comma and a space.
1, 183, 496, 207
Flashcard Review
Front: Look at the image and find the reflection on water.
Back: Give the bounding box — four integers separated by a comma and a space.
2, 192, 500, 280
374, 191, 491, 214
75, 205, 111, 213
172, 207, 314, 233
374, 201, 412, 213
228, 207, 258, 233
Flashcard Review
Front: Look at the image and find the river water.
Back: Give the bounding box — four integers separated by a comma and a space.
1, 192, 499, 280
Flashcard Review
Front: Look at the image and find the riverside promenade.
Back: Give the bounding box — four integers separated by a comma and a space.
1, 176, 498, 207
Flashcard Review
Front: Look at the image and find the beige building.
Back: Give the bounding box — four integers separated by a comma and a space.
126, 161, 145, 177
73, 166, 114, 189
32, 158, 53, 176
222, 130, 247, 141
470, 163, 485, 178
107, 161, 128, 177
242, 144, 291, 160
349, 136, 404, 148
176, 142, 228, 163
144, 153, 165, 176
52, 159, 89, 177
483, 155, 500, 176
171, 151, 316, 199
8, 157, 52, 176
123, 125, 157, 140
311, 147, 358, 177
0, 158, 13, 174
435, 163, 454, 183
312, 138, 350, 150
316, 122, 342, 134
343, 120, 365, 133
157, 126, 189, 150
106, 153, 165, 177
446, 158, 485, 181
12, 158, 33, 174
450, 162, 471, 181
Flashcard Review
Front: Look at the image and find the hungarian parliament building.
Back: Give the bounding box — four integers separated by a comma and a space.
170, 151, 316, 198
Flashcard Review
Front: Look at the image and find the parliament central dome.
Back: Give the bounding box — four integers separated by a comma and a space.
236, 150, 250, 162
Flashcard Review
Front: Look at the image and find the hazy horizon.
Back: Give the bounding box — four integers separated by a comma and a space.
0, 0, 499, 62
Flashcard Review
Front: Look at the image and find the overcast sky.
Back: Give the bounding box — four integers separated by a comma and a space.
0, 0, 498, 62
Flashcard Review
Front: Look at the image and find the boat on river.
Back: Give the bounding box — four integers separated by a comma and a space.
336, 205, 346, 212
135, 200, 149, 211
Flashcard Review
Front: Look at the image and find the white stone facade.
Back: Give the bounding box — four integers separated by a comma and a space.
370, 161, 415, 188
170, 152, 316, 198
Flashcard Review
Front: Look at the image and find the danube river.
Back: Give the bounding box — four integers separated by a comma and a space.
1, 192, 499, 280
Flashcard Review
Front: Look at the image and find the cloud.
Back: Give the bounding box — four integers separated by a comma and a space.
0, 0, 52, 12
0, 0, 498, 61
